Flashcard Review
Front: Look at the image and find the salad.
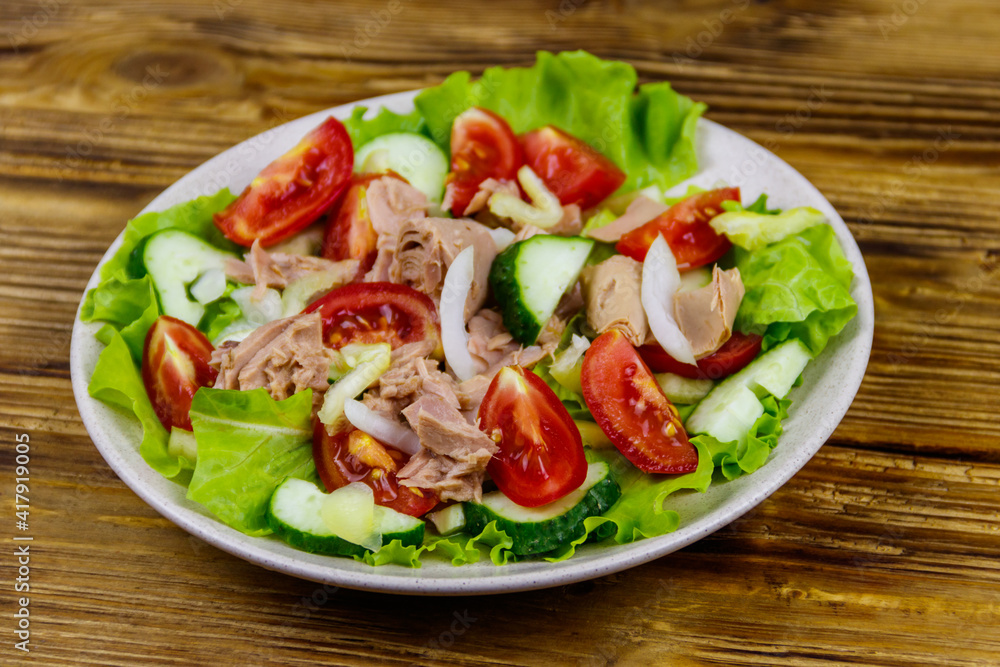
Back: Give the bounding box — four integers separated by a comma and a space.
81, 51, 857, 567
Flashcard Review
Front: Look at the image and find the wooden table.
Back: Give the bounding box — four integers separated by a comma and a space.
2, 1, 999, 664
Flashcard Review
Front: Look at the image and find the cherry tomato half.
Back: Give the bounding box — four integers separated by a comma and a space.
214, 116, 354, 247
617, 187, 739, 269
313, 423, 439, 517
581, 330, 697, 474
141, 315, 218, 432
445, 107, 523, 216
303, 282, 442, 354
639, 332, 764, 381
477, 365, 588, 507
521, 125, 626, 210
320, 173, 404, 275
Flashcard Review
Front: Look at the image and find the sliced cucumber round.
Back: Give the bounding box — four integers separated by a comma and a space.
267, 478, 424, 557
489, 235, 594, 345
142, 229, 238, 327
462, 462, 620, 556
354, 132, 448, 205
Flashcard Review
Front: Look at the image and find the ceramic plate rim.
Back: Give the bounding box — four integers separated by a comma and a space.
70, 88, 874, 596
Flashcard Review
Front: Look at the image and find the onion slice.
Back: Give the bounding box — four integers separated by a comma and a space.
440, 245, 483, 381
641, 235, 697, 365
343, 399, 421, 456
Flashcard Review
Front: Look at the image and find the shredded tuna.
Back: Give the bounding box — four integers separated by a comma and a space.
388, 217, 497, 321
580, 254, 648, 346
226, 240, 358, 299
674, 266, 746, 358
466, 308, 561, 376
585, 195, 669, 243
463, 178, 520, 216
362, 343, 474, 420
550, 204, 583, 236
512, 224, 546, 243
397, 396, 498, 502
363, 177, 429, 282
210, 312, 333, 403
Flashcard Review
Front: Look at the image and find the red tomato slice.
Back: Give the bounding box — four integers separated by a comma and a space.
617, 187, 739, 269
638, 332, 764, 381
141, 315, 218, 432
313, 423, 439, 517
581, 330, 698, 474
445, 107, 523, 216
320, 172, 405, 275
303, 282, 442, 354
521, 125, 626, 210
214, 116, 354, 247
477, 365, 588, 507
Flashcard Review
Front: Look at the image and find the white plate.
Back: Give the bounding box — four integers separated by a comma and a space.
70, 89, 874, 596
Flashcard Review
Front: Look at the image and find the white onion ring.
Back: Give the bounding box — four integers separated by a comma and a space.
344, 399, 421, 456
439, 245, 483, 381
641, 234, 697, 365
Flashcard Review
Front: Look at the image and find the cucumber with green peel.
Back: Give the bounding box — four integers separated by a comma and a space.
489, 235, 594, 345
354, 132, 449, 205
462, 462, 620, 556
427, 504, 466, 536
142, 229, 239, 327
685, 339, 811, 445
267, 478, 424, 557
655, 372, 713, 404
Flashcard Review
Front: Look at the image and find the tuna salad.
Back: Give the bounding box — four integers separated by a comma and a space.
82, 51, 857, 566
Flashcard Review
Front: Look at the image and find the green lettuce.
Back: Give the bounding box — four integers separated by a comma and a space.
87, 331, 181, 479
414, 50, 705, 193
690, 395, 791, 481
734, 224, 857, 356
187, 388, 319, 536
81, 189, 239, 357
342, 105, 430, 149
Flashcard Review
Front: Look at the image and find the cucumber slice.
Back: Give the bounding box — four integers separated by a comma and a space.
142, 229, 238, 326
489, 235, 594, 345
655, 372, 713, 404
267, 478, 424, 557
462, 462, 620, 556
427, 504, 466, 536
679, 266, 712, 293
354, 132, 449, 205
686, 339, 811, 445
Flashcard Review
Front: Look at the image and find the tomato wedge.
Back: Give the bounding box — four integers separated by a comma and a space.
214, 116, 354, 247
320, 173, 404, 274
639, 332, 764, 381
477, 365, 587, 507
313, 423, 439, 517
445, 107, 523, 216
521, 125, 626, 210
303, 282, 442, 354
617, 187, 739, 269
581, 330, 697, 474
141, 315, 218, 432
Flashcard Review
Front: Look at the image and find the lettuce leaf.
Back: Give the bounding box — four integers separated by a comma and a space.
690, 395, 791, 480
734, 224, 857, 356
187, 388, 318, 536
342, 105, 430, 149
81, 189, 239, 357
414, 50, 705, 193
87, 331, 180, 479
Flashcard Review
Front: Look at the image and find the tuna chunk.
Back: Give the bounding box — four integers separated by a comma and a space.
461, 178, 520, 216
584, 195, 668, 243
466, 308, 562, 376
225, 240, 358, 299
388, 217, 497, 321
210, 312, 333, 402
362, 348, 476, 420
580, 254, 649, 346
363, 177, 429, 282
397, 396, 499, 502
674, 266, 745, 358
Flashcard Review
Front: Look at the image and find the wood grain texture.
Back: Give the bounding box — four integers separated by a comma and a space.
1, 0, 999, 665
